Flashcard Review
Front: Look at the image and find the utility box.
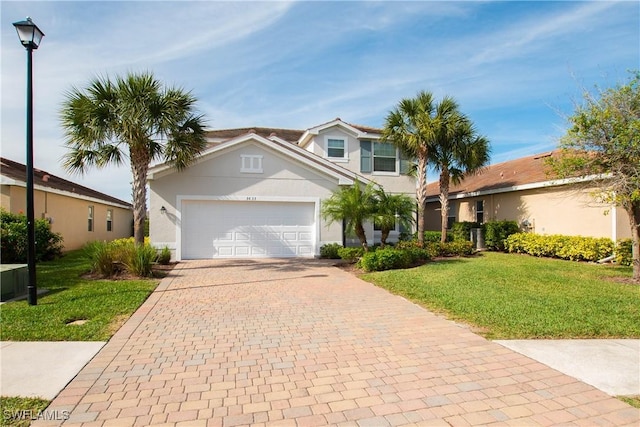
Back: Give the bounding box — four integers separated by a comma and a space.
470, 228, 486, 250
1, 264, 28, 301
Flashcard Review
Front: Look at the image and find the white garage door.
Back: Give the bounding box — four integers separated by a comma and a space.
181, 200, 316, 259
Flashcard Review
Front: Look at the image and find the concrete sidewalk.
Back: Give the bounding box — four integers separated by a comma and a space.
495, 339, 640, 396
1, 342, 106, 399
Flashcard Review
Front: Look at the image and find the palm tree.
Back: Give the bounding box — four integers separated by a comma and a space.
381, 91, 459, 246
60, 72, 207, 244
321, 179, 377, 251
430, 117, 490, 242
373, 188, 415, 247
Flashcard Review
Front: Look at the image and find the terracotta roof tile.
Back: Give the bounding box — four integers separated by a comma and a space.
1, 157, 132, 207
426, 151, 562, 197
206, 127, 304, 144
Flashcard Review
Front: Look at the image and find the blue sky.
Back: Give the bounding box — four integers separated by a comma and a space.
2, 1, 638, 202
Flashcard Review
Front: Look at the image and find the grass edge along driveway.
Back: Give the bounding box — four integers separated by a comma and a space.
361, 251, 639, 340
0, 250, 159, 341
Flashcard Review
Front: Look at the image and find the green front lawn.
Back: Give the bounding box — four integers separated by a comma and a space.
0, 250, 158, 341
0, 396, 50, 427
362, 251, 639, 339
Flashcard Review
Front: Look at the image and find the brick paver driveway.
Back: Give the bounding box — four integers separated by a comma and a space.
39, 259, 639, 426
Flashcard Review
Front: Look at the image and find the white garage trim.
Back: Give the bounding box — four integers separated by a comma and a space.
175, 195, 320, 260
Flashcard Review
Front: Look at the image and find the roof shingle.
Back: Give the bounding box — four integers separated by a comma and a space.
426, 151, 560, 197
1, 157, 132, 207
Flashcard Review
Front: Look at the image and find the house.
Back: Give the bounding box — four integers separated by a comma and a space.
148, 119, 416, 260
1, 157, 133, 251
424, 151, 632, 241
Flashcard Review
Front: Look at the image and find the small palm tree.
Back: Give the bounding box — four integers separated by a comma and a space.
321, 179, 377, 251
381, 91, 459, 246
60, 72, 207, 244
430, 117, 491, 242
373, 188, 415, 247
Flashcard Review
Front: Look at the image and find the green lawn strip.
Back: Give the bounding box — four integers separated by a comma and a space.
0, 396, 50, 427
0, 250, 158, 341
618, 396, 640, 408
361, 252, 639, 339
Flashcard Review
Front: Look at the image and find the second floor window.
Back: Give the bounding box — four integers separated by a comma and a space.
362, 140, 413, 175
373, 142, 396, 173
326, 137, 346, 159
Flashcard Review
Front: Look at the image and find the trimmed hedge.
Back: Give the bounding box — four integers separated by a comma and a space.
505, 233, 614, 262
450, 221, 480, 242
320, 243, 342, 259
359, 248, 411, 272
616, 239, 632, 266
483, 220, 520, 251
338, 247, 364, 262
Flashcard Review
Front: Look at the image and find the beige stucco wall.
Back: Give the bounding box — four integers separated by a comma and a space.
1, 184, 133, 251
425, 185, 631, 241
307, 127, 416, 195
149, 142, 347, 257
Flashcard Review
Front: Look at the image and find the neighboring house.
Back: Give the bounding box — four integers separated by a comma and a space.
148, 119, 416, 260
1, 157, 133, 251
424, 151, 632, 241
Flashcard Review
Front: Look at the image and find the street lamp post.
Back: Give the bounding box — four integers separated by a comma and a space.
13, 17, 44, 306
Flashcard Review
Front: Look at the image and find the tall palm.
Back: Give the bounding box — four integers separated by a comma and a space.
60, 72, 207, 244
321, 179, 377, 251
373, 188, 415, 247
430, 117, 491, 242
381, 91, 459, 246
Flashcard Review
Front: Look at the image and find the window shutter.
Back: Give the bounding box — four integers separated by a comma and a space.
360, 140, 372, 173
400, 150, 413, 175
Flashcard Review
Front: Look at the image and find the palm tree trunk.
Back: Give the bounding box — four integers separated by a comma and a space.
416, 153, 428, 247
130, 146, 150, 245
380, 228, 390, 248
439, 169, 450, 243
355, 222, 368, 252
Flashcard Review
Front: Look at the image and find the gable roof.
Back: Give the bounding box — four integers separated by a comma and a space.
425, 151, 585, 200
148, 132, 373, 186
298, 118, 382, 147
1, 157, 132, 209
205, 120, 383, 149
206, 127, 304, 145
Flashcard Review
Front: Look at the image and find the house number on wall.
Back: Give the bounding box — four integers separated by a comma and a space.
246, 196, 257, 201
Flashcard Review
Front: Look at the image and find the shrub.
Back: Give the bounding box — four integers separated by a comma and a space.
424, 231, 447, 243
338, 247, 364, 262
359, 248, 411, 272
616, 239, 632, 266
157, 246, 172, 265
124, 244, 157, 277
450, 221, 479, 242
320, 243, 342, 259
505, 233, 614, 262
83, 241, 120, 277
0, 209, 64, 263
437, 241, 475, 257
83, 239, 157, 278
483, 220, 520, 251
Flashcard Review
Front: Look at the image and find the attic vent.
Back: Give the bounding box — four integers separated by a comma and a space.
534, 152, 553, 160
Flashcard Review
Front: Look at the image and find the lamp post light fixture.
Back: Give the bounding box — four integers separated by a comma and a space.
13, 17, 44, 306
